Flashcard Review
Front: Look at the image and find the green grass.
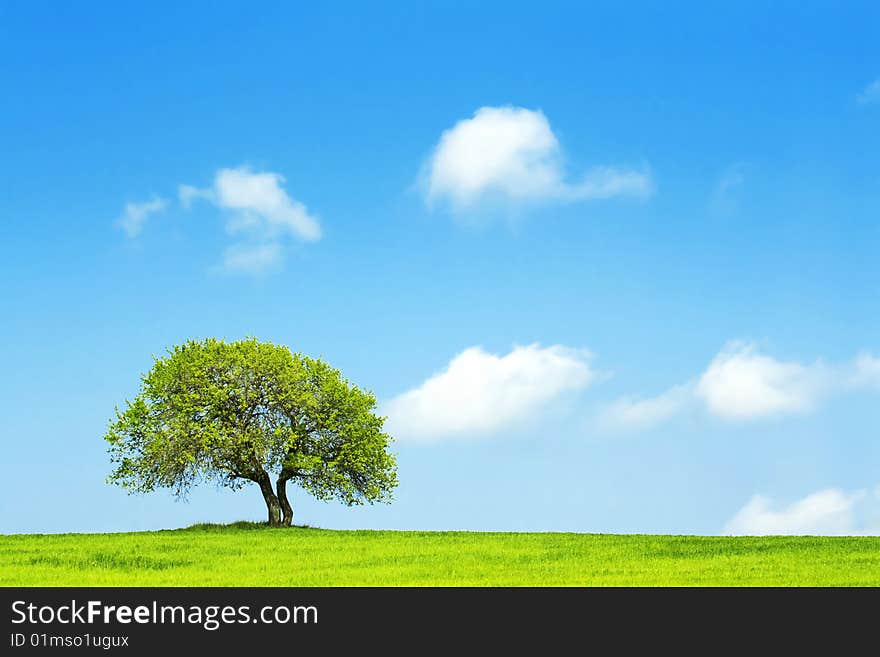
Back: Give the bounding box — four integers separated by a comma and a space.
2, 523, 878, 586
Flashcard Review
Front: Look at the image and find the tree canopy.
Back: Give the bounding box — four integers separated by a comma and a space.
105, 338, 397, 526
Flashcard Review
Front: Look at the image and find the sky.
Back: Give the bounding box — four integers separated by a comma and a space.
1, 1, 879, 535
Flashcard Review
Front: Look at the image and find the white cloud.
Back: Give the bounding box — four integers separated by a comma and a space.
181, 166, 321, 241
724, 488, 873, 536
221, 243, 282, 275
599, 384, 693, 432
116, 197, 168, 238
215, 168, 321, 241
709, 164, 745, 217
853, 353, 880, 388
423, 106, 653, 211
178, 184, 211, 209
857, 78, 880, 105
180, 166, 321, 274
695, 342, 828, 420
599, 342, 880, 431
384, 344, 596, 441
564, 166, 655, 201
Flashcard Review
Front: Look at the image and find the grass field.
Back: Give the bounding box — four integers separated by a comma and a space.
2, 522, 878, 586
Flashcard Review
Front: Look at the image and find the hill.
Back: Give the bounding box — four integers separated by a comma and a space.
2, 523, 878, 586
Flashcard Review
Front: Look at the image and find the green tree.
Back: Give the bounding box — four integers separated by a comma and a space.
105, 338, 397, 527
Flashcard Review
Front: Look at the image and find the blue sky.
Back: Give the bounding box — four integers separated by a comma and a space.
2, 2, 879, 535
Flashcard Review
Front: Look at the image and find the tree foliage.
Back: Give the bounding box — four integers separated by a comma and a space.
105, 338, 397, 526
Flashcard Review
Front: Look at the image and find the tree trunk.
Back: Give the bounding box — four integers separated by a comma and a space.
277, 477, 294, 527
257, 472, 282, 527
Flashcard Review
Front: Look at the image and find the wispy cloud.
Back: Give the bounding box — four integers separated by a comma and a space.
599, 384, 693, 432
116, 197, 168, 238
709, 164, 745, 217
422, 106, 653, 212
184, 167, 321, 241
857, 78, 880, 105
178, 184, 212, 209
221, 242, 283, 275
180, 165, 321, 274
724, 487, 879, 536
854, 352, 880, 388
384, 344, 596, 442
599, 341, 880, 432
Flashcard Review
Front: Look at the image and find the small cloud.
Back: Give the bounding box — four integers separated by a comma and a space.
116, 197, 168, 238
852, 352, 880, 388
709, 164, 745, 217
182, 166, 321, 241
384, 344, 596, 442
559, 165, 654, 202
598, 342, 880, 431
181, 166, 321, 274
723, 488, 874, 536
178, 184, 212, 209
598, 384, 693, 432
695, 342, 828, 420
221, 242, 283, 275
857, 78, 880, 105
422, 106, 653, 212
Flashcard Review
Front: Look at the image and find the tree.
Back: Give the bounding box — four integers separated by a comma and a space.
104, 338, 397, 527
